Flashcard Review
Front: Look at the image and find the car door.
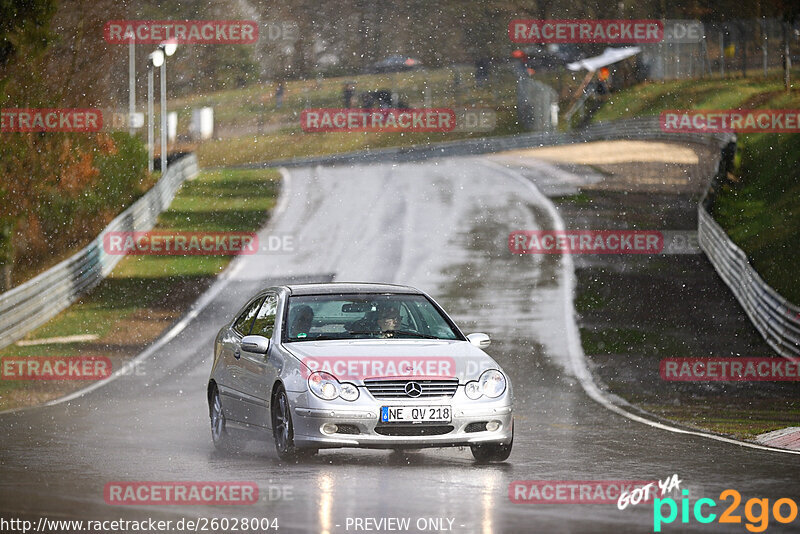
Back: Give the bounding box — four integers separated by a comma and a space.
221, 296, 264, 424
237, 293, 280, 428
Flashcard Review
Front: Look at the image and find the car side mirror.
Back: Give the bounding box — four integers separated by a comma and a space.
466, 333, 491, 349
241, 335, 270, 354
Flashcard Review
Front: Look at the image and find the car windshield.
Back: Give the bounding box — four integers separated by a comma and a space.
283, 293, 462, 342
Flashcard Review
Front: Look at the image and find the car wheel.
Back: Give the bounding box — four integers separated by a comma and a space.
470, 428, 513, 463
271, 386, 316, 460
210, 387, 242, 452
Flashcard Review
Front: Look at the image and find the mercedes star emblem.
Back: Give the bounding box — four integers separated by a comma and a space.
404, 381, 422, 398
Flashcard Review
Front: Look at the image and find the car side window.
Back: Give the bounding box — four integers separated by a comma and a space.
233, 297, 264, 335
251, 294, 278, 338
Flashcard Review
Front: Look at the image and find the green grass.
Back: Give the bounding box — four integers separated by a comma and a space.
113, 169, 278, 278
196, 113, 525, 168
580, 327, 684, 356
574, 286, 607, 313
0, 168, 280, 408
550, 192, 594, 205
590, 70, 800, 305
591, 71, 797, 122
574, 71, 800, 441
712, 132, 800, 304
170, 66, 530, 168
173, 67, 523, 130
641, 403, 800, 441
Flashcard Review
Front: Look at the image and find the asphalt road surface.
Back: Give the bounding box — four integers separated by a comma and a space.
1, 156, 798, 533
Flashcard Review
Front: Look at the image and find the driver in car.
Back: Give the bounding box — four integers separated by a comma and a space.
375, 304, 401, 337
347, 303, 402, 337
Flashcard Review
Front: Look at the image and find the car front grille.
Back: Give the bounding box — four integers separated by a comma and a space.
364, 378, 458, 399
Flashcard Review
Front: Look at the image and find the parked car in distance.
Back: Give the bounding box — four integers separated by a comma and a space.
366, 55, 422, 73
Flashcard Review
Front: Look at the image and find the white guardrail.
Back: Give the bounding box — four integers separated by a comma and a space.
0, 154, 199, 349
698, 198, 800, 362
520, 118, 800, 363
581, 120, 800, 362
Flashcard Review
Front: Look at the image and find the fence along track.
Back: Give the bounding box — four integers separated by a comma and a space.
0, 155, 199, 349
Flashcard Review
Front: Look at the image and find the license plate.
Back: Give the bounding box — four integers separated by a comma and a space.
380, 405, 451, 423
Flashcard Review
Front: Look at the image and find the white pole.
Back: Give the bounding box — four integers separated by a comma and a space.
160, 60, 167, 174
148, 66, 154, 173
129, 38, 136, 136
785, 21, 792, 91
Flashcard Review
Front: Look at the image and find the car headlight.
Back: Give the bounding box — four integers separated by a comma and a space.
465, 380, 482, 400
308, 371, 339, 400
308, 371, 360, 401
479, 369, 506, 398
339, 382, 360, 401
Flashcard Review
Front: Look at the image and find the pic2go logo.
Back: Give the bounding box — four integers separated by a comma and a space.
653, 489, 798, 532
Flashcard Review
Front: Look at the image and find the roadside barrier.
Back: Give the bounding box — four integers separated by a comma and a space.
0, 154, 199, 349
698, 184, 800, 361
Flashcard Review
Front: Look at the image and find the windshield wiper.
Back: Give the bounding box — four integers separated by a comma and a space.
290, 335, 347, 341
381, 330, 439, 339
301, 331, 441, 340
304, 332, 384, 339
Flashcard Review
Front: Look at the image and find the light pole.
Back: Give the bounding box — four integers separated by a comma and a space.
147, 50, 164, 173
158, 40, 177, 174
127, 31, 136, 137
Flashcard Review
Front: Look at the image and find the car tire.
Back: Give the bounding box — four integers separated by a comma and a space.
210, 387, 243, 452
271, 386, 316, 461
470, 427, 513, 463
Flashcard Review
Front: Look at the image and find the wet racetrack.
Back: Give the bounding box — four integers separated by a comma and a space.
1, 156, 798, 533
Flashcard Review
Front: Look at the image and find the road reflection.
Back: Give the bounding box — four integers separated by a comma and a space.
317, 472, 333, 534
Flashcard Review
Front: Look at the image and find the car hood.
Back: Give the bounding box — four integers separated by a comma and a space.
282, 339, 501, 384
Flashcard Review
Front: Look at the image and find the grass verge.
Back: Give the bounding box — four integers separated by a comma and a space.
0, 168, 280, 411
170, 66, 547, 168
194, 115, 524, 168
591, 70, 800, 304
541, 136, 798, 444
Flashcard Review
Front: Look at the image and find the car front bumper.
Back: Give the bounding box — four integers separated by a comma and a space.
289, 390, 513, 449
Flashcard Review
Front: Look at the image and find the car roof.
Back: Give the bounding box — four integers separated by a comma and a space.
282, 282, 424, 296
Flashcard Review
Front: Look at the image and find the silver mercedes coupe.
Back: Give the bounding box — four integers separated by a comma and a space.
207, 283, 513, 462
